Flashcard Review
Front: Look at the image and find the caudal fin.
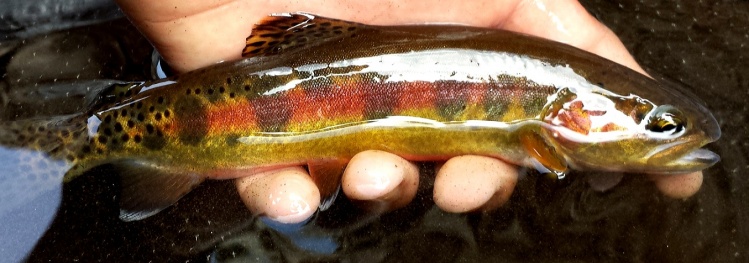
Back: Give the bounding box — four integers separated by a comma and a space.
0, 114, 87, 216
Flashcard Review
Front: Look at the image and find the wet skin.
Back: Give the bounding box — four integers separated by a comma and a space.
115, 0, 707, 223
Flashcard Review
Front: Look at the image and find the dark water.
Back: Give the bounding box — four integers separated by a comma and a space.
1, 0, 747, 262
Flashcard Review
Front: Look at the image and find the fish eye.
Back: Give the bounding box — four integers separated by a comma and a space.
646, 105, 686, 135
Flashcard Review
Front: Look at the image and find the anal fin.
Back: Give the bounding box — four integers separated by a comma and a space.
307, 159, 348, 211
243, 13, 365, 57
115, 160, 205, 221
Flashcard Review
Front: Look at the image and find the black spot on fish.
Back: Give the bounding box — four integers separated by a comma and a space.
261, 33, 284, 39
149, 106, 155, 113
103, 128, 113, 136
229, 92, 236, 99
219, 86, 225, 94
114, 123, 123, 132
133, 134, 142, 143
157, 96, 165, 104
154, 113, 162, 121
98, 136, 107, 144
164, 110, 171, 118
137, 113, 145, 122
195, 88, 202, 94
136, 102, 143, 109
244, 85, 251, 92
247, 41, 266, 47
146, 124, 154, 134
127, 120, 135, 128
104, 115, 112, 123
121, 134, 130, 142
207, 88, 214, 95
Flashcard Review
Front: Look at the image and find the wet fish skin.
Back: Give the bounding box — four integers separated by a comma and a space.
0, 13, 720, 220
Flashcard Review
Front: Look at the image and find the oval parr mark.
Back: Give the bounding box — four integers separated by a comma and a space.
174, 96, 209, 145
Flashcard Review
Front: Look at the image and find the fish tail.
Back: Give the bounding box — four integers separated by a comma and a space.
0, 114, 88, 216
0, 114, 90, 161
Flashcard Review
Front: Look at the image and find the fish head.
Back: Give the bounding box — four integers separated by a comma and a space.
540, 81, 721, 174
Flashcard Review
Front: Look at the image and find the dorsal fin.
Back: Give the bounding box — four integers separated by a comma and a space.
242, 12, 365, 57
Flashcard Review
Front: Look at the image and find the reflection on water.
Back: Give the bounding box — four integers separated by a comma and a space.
0, 0, 747, 262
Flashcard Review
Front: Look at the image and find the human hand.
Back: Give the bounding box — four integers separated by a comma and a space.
115, 0, 704, 223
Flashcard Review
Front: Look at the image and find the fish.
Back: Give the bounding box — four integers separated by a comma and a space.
0, 13, 720, 221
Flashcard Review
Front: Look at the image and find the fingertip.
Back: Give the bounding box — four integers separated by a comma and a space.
648, 171, 704, 199
342, 150, 419, 211
235, 167, 320, 224
434, 155, 518, 213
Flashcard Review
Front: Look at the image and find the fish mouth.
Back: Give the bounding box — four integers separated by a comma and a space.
664, 148, 720, 172
645, 131, 720, 174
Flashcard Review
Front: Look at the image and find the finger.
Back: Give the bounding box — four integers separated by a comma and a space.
342, 150, 419, 213
234, 166, 320, 224
115, 0, 253, 72
433, 155, 518, 213
647, 172, 703, 199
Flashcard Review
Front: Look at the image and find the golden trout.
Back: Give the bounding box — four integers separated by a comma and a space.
0, 13, 720, 221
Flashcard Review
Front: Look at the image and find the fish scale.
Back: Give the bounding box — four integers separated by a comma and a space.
0, 12, 720, 221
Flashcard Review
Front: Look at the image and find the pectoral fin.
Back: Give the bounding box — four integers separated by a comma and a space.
115, 161, 205, 221
307, 159, 348, 211
520, 131, 568, 179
